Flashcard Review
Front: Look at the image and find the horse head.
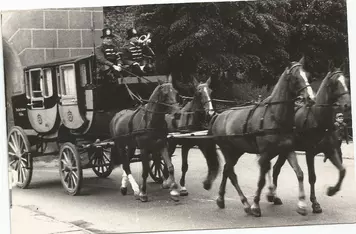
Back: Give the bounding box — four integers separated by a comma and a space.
285, 56, 316, 105
318, 61, 351, 113
154, 74, 178, 112
192, 77, 214, 117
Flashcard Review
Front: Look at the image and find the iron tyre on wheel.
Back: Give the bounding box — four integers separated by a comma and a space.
91, 147, 113, 178
8, 126, 33, 189
59, 142, 83, 196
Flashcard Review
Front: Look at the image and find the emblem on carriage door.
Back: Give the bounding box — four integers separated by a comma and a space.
37, 114, 43, 125
67, 110, 73, 122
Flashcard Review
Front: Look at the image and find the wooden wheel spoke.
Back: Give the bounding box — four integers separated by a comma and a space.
11, 134, 19, 150
8, 141, 17, 154
102, 152, 111, 162
21, 166, 27, 181
70, 173, 77, 187
9, 160, 17, 167
64, 172, 70, 183
8, 151, 17, 156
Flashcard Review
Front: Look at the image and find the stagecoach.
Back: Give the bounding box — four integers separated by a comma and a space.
7, 54, 172, 195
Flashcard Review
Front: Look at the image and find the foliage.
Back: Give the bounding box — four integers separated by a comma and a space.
104, 0, 349, 101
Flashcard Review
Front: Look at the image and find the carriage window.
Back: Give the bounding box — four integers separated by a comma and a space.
59, 65, 77, 97
29, 69, 43, 98
42, 68, 53, 97
25, 71, 30, 98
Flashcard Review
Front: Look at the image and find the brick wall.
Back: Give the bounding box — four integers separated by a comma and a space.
2, 7, 104, 68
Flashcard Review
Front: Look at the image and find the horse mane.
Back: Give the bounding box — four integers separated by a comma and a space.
268, 68, 288, 98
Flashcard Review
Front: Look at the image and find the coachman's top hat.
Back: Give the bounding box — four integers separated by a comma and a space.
101, 27, 114, 38
126, 28, 138, 40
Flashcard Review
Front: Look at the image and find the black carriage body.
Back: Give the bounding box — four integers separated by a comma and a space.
11, 54, 167, 141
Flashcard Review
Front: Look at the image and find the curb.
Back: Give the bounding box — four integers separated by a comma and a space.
11, 205, 95, 234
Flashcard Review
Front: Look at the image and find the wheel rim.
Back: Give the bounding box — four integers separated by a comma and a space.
8, 129, 30, 186
92, 148, 111, 174
150, 159, 165, 182
60, 147, 79, 192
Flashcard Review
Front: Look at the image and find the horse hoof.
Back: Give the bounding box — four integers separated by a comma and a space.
251, 207, 261, 217
162, 181, 171, 189
120, 187, 127, 196
203, 180, 212, 191
297, 207, 308, 216
244, 207, 251, 215
266, 194, 274, 203
273, 197, 283, 205
140, 194, 148, 202
180, 190, 189, 196
327, 187, 338, 196
134, 193, 140, 200
312, 203, 323, 214
171, 195, 180, 202
216, 197, 225, 209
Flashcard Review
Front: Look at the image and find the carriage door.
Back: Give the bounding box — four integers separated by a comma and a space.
26, 68, 58, 133
57, 64, 86, 129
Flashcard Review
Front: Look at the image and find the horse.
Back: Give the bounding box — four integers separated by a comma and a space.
266, 62, 351, 213
205, 57, 316, 217
163, 77, 219, 196
119, 77, 219, 198
109, 75, 178, 202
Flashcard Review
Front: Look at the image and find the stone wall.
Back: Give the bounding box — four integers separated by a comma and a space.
2, 7, 104, 94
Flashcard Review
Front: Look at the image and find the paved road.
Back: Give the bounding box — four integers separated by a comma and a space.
11, 148, 356, 233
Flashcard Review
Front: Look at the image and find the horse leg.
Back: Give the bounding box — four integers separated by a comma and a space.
160, 142, 179, 201
200, 140, 220, 191
305, 151, 322, 213
120, 146, 140, 199
325, 148, 346, 197
266, 155, 286, 205
139, 148, 150, 202
227, 154, 251, 214
216, 144, 233, 209
286, 151, 307, 216
251, 153, 272, 217
179, 143, 190, 196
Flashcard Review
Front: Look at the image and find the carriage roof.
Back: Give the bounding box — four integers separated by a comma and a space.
23, 55, 93, 70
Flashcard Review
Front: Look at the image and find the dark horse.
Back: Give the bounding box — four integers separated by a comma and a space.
119, 77, 219, 198
205, 57, 316, 217
109, 75, 178, 202
164, 77, 219, 196
266, 62, 351, 213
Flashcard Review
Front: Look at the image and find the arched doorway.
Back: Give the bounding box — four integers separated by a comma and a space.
2, 38, 23, 131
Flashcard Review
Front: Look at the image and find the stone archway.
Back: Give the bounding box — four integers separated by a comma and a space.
2, 38, 23, 131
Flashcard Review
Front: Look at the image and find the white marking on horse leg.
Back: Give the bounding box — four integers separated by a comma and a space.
298, 199, 307, 209
338, 75, 349, 91
181, 186, 187, 192
128, 174, 140, 195
121, 174, 129, 188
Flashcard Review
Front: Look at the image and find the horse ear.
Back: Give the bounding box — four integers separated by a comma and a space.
328, 60, 335, 71
298, 56, 305, 66
167, 74, 173, 84
206, 77, 211, 87
157, 78, 164, 85
192, 77, 199, 87
339, 60, 346, 73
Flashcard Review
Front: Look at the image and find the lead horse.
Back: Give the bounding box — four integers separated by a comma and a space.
109, 75, 178, 202
206, 57, 316, 217
266, 62, 351, 213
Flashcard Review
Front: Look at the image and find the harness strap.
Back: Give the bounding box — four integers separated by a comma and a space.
259, 104, 269, 130
243, 103, 259, 135
128, 108, 141, 134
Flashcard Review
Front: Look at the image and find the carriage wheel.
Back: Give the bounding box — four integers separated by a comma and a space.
149, 156, 168, 184
59, 142, 82, 196
91, 147, 113, 178
7, 126, 33, 189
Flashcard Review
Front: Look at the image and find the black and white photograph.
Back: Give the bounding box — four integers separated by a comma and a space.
1, 0, 356, 233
